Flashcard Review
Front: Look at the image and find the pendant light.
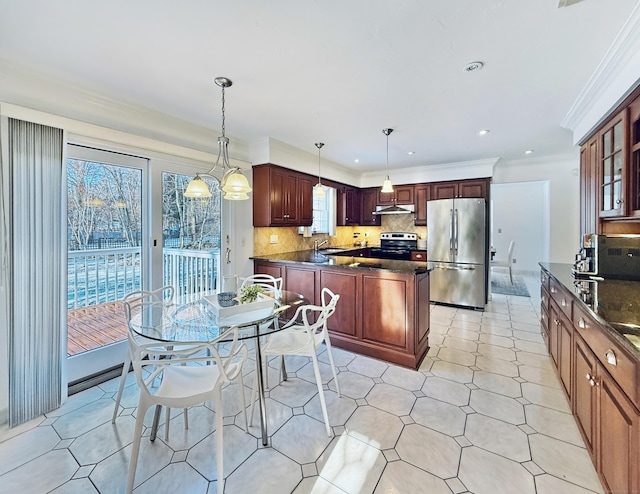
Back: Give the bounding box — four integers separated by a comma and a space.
314, 142, 325, 198
381, 128, 394, 193
184, 77, 252, 200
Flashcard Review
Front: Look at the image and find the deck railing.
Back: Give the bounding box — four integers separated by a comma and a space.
67, 247, 219, 309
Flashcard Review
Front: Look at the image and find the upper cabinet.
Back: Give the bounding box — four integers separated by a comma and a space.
431, 178, 489, 200
252, 164, 313, 227
580, 134, 599, 236
629, 94, 640, 218
337, 185, 361, 226
414, 183, 431, 226
598, 108, 627, 218
377, 185, 415, 206
360, 187, 381, 226
580, 83, 640, 233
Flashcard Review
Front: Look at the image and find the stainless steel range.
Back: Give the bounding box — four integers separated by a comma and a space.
369, 232, 418, 260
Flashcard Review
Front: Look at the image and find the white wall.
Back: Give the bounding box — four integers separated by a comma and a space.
491, 182, 549, 273
492, 153, 581, 265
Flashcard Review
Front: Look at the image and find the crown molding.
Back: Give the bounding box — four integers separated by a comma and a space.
360, 158, 498, 188
0, 59, 252, 162
562, 1, 640, 143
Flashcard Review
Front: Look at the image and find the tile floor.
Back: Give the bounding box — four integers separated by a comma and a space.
0, 274, 605, 494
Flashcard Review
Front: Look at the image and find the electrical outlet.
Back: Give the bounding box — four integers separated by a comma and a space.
269, 234, 278, 244
498, 228, 502, 233
512, 258, 516, 264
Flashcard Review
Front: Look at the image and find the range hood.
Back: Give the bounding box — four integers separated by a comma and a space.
373, 204, 415, 215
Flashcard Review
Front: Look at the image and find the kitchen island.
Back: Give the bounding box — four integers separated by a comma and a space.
252, 249, 432, 369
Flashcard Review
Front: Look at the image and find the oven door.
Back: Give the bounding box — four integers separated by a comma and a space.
369, 248, 412, 260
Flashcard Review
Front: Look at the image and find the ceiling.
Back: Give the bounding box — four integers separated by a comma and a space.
0, 0, 638, 173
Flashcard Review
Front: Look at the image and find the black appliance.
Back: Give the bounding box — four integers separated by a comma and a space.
369, 232, 418, 260
573, 234, 640, 280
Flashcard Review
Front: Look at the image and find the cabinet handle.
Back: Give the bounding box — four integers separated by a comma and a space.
550, 287, 557, 294
415, 254, 423, 259
542, 295, 546, 304
554, 319, 559, 326
585, 373, 596, 386
578, 317, 586, 329
605, 349, 617, 366
561, 299, 567, 307
616, 199, 623, 205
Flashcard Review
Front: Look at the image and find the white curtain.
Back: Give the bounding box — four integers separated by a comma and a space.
2, 118, 64, 426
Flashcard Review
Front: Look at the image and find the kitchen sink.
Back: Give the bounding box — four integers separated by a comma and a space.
317, 247, 348, 254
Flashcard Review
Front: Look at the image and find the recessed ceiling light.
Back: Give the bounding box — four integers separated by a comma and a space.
354, 159, 360, 163
524, 149, 534, 154
464, 61, 484, 72
478, 129, 490, 136
407, 151, 415, 155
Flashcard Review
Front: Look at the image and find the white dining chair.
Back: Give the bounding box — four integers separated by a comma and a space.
239, 274, 283, 297
240, 274, 283, 387
113, 286, 199, 436
254, 287, 341, 436
491, 240, 515, 284
126, 326, 248, 494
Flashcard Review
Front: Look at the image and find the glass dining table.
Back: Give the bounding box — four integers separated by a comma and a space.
127, 289, 308, 446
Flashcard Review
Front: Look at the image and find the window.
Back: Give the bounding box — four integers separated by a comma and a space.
302, 186, 336, 235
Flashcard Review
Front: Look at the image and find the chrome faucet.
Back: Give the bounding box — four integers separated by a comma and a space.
314, 239, 329, 252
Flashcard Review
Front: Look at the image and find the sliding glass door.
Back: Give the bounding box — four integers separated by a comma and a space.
66, 145, 148, 384
65, 145, 223, 385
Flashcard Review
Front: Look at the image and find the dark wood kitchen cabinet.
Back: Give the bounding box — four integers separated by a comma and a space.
360, 187, 381, 226
337, 185, 360, 226
579, 81, 640, 233
254, 259, 430, 369
540, 265, 640, 494
414, 183, 431, 226
598, 108, 627, 219
252, 164, 313, 227
431, 178, 489, 200
377, 184, 414, 206
580, 134, 599, 237
573, 332, 640, 494
629, 94, 640, 217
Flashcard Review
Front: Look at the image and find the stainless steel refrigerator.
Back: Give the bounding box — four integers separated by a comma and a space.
427, 198, 487, 309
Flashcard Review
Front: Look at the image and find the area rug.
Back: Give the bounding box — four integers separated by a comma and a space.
491, 272, 530, 297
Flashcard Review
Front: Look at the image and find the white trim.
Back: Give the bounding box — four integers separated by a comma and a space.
0, 102, 251, 171
562, 1, 640, 143
360, 158, 498, 188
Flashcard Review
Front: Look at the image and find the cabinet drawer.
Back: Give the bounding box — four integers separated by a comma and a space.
411, 250, 427, 261
541, 305, 549, 349
573, 304, 639, 409
540, 269, 550, 291
549, 278, 572, 321
541, 285, 549, 311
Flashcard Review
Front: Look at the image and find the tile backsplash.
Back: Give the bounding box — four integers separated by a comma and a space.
253, 214, 427, 256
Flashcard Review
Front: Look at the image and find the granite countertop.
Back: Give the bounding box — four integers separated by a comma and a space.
251, 248, 433, 275
540, 262, 640, 360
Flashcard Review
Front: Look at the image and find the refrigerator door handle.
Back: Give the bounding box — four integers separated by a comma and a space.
453, 208, 459, 256
449, 209, 454, 255
434, 263, 476, 271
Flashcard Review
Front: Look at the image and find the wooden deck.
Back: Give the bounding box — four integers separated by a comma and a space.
67, 301, 128, 356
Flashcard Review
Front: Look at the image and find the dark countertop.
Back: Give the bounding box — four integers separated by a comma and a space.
252, 248, 433, 275
540, 262, 640, 360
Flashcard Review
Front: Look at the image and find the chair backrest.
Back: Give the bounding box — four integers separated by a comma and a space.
293, 287, 340, 340
506, 241, 515, 262
240, 274, 283, 297
123, 286, 174, 323
128, 325, 247, 405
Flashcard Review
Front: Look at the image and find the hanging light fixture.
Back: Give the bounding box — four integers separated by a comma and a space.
184, 77, 252, 201
381, 128, 394, 193
314, 142, 325, 198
